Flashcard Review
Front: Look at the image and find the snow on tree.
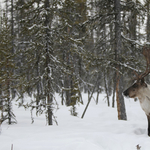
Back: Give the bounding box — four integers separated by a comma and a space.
0, 12, 17, 124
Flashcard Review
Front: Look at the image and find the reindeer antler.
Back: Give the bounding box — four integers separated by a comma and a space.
138, 45, 150, 79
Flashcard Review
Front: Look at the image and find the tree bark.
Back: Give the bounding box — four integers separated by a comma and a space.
114, 0, 127, 120
104, 71, 110, 107
45, 0, 53, 125
147, 1, 150, 42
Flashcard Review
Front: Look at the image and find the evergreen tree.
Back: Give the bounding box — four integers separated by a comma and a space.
82, 0, 145, 118
0, 13, 16, 124
0, 0, 148, 124
114, 0, 127, 120
15, 0, 61, 125
55, 0, 87, 115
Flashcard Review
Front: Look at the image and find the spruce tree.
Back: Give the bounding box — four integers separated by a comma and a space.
0, 13, 16, 124
55, 0, 87, 115
16, 0, 61, 125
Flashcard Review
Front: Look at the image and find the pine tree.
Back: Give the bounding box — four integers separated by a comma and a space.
55, 0, 87, 115
0, 13, 16, 124
114, 0, 127, 120
15, 0, 62, 125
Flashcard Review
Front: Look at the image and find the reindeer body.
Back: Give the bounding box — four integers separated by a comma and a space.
123, 46, 150, 136
123, 80, 150, 136
138, 84, 150, 116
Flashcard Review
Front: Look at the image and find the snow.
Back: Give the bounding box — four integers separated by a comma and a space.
1, 93, 150, 150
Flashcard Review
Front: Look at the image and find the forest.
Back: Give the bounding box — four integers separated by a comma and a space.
0, 0, 150, 126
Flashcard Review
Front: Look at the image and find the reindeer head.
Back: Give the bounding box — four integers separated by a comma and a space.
123, 78, 147, 98
123, 46, 150, 98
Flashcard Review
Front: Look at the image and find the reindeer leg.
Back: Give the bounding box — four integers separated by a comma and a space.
147, 115, 150, 136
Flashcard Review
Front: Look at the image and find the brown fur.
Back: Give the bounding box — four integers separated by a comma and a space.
124, 46, 150, 136
123, 79, 150, 136
123, 79, 147, 98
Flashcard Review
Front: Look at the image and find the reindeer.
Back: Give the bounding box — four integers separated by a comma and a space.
123, 46, 150, 136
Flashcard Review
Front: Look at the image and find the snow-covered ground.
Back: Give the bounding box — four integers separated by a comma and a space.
1, 93, 150, 150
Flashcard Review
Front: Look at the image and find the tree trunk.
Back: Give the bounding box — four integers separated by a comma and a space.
45, 0, 53, 125
11, 0, 16, 99
104, 71, 110, 107
36, 56, 40, 113
96, 90, 100, 104
6, 58, 12, 124
112, 72, 116, 108
114, 0, 127, 120
147, 1, 150, 42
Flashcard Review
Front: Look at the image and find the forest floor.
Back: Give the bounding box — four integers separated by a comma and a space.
0, 93, 150, 150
